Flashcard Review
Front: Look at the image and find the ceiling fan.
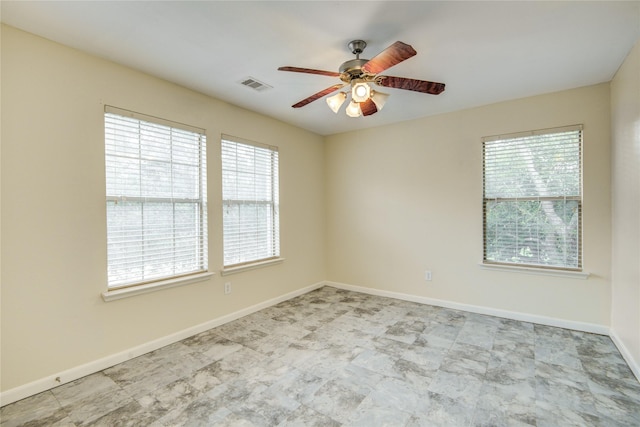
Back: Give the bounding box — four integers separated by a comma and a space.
278, 40, 445, 117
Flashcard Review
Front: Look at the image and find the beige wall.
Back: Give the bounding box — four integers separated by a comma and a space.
325, 84, 612, 326
611, 40, 640, 369
0, 25, 326, 391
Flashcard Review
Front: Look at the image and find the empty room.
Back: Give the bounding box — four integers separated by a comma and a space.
1, 1, 639, 426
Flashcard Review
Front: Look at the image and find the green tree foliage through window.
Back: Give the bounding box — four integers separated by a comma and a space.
483, 126, 582, 270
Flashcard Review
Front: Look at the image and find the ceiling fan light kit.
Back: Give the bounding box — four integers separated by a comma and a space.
345, 100, 363, 118
326, 91, 347, 113
279, 39, 445, 118
371, 90, 390, 110
351, 80, 371, 103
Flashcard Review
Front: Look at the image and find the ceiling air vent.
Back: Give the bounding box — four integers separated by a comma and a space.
238, 77, 273, 92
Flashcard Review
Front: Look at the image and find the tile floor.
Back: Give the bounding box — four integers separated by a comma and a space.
2, 286, 640, 426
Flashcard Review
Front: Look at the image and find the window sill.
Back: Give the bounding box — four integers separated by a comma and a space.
101, 272, 215, 302
479, 263, 590, 279
221, 257, 285, 276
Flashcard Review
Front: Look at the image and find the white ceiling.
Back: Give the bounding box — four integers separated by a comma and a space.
2, 1, 639, 136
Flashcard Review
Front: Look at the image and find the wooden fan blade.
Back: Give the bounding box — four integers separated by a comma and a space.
361, 41, 417, 75
278, 66, 341, 77
359, 99, 378, 116
292, 84, 346, 108
376, 76, 445, 95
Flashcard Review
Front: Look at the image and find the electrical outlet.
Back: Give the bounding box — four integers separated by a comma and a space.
224, 282, 231, 294
425, 270, 432, 281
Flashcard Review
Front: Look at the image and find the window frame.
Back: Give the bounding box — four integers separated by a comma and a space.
220, 135, 280, 271
482, 124, 583, 272
103, 106, 209, 291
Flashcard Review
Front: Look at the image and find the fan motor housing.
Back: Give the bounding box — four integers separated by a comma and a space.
339, 58, 369, 82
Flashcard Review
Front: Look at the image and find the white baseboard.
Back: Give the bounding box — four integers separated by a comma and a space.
0, 281, 325, 407
609, 329, 640, 382
325, 281, 610, 335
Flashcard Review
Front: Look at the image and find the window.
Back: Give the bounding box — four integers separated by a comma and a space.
482, 125, 582, 270
104, 106, 208, 289
221, 135, 279, 268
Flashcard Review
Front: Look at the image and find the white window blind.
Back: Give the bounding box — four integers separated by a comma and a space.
221, 135, 279, 267
482, 125, 582, 270
105, 106, 208, 289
